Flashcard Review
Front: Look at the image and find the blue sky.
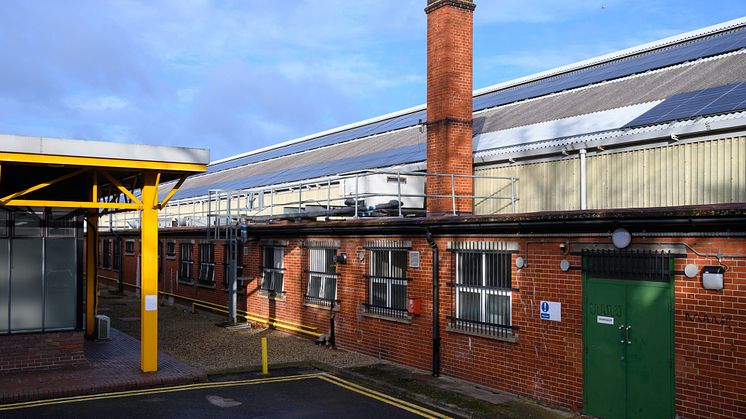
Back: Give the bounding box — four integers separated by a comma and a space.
1, 0, 745, 161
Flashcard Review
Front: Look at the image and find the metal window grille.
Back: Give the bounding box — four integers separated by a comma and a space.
262, 246, 284, 294
112, 240, 121, 270
365, 249, 408, 318
450, 251, 516, 338
582, 249, 673, 282
198, 242, 215, 285
179, 242, 194, 282
305, 248, 337, 306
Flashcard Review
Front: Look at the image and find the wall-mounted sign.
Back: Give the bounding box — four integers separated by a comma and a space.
409, 251, 420, 268
540, 301, 561, 322
145, 295, 158, 312
597, 315, 614, 325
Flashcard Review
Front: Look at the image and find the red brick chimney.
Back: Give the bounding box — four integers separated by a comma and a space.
425, 0, 475, 216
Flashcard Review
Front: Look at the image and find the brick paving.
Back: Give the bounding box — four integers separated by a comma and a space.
0, 328, 205, 404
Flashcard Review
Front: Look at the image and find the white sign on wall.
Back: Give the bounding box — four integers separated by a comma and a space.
540, 301, 561, 322
145, 295, 158, 312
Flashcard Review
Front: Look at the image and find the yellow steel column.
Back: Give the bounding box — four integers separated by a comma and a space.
85, 211, 98, 337
140, 172, 159, 372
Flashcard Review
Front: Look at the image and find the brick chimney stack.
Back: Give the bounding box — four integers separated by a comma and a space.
425, 0, 475, 216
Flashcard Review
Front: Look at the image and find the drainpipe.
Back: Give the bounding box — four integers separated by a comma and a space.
579, 148, 587, 210
426, 230, 440, 377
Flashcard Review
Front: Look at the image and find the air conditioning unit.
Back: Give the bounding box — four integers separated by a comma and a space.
95, 314, 111, 340
341, 174, 425, 208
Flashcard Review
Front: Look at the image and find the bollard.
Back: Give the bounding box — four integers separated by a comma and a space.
261, 336, 269, 375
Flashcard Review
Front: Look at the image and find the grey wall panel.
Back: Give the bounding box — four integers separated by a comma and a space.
44, 238, 77, 330
10, 239, 44, 332
0, 240, 8, 333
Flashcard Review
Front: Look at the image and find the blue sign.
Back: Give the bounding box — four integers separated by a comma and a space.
539, 300, 561, 322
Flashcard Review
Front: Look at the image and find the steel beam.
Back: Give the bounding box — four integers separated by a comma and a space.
140, 172, 159, 372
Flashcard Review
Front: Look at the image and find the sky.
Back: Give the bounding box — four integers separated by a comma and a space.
1, 1, 745, 162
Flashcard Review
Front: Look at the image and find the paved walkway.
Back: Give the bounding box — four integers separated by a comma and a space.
0, 329, 205, 404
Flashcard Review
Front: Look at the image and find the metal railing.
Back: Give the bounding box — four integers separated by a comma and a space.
101, 169, 519, 230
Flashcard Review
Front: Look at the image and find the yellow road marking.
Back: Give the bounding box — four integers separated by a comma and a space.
0, 372, 451, 419
0, 373, 319, 411
318, 374, 451, 419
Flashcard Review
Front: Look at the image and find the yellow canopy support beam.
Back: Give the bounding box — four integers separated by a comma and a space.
158, 175, 187, 209
0, 168, 88, 204
0, 152, 206, 173
97, 169, 142, 206
1, 199, 140, 210
140, 171, 159, 373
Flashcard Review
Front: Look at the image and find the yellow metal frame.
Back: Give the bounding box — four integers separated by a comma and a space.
0, 151, 205, 374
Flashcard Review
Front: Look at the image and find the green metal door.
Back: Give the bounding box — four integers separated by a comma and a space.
583, 254, 674, 419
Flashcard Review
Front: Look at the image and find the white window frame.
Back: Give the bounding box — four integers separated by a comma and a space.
368, 249, 407, 311
262, 246, 285, 293
306, 248, 337, 302
455, 252, 512, 328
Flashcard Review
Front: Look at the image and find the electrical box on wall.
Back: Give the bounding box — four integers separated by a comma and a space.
408, 298, 421, 315
702, 266, 724, 290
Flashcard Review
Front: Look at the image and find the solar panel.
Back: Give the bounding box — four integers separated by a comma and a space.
624, 81, 746, 128
169, 144, 426, 201
208, 110, 427, 175
473, 26, 746, 113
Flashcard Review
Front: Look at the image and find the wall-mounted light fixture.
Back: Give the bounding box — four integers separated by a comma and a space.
684, 263, 698, 278
559, 260, 571, 272
611, 228, 632, 249
702, 266, 724, 290
515, 256, 525, 269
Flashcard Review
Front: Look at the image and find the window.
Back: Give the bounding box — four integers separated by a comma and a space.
166, 241, 176, 258
223, 241, 244, 289
124, 240, 135, 255
112, 239, 121, 270
198, 242, 215, 286
451, 251, 514, 338
179, 243, 194, 282
366, 249, 408, 318
102, 239, 111, 269
305, 248, 337, 306
261, 246, 284, 294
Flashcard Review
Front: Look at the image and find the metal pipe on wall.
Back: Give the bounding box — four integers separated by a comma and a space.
426, 230, 440, 377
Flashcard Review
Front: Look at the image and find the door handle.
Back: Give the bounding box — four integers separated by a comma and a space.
619, 325, 625, 343
625, 325, 632, 345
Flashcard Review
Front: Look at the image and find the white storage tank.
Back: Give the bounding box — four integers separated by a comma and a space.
341, 173, 425, 208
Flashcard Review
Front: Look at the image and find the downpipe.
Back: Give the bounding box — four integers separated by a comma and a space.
426, 230, 440, 377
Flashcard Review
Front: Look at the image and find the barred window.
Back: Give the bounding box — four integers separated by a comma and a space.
366, 249, 408, 318
179, 243, 194, 282
305, 248, 337, 306
198, 242, 215, 285
112, 239, 121, 270
451, 251, 514, 338
262, 247, 284, 294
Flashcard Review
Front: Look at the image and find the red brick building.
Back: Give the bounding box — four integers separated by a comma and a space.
98, 2, 746, 418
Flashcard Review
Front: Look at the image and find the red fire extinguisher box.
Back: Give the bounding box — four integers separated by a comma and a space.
407, 298, 421, 315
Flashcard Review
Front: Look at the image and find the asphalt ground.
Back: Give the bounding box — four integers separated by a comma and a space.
0, 372, 451, 419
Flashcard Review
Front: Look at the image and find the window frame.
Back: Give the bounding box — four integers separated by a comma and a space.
166, 241, 176, 259
124, 240, 135, 255
198, 242, 215, 286
179, 242, 194, 283
102, 239, 111, 269
112, 239, 121, 270
305, 248, 337, 306
365, 249, 408, 318
261, 246, 285, 295
452, 250, 515, 338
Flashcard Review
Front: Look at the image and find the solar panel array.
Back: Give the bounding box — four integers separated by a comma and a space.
168, 143, 426, 201
472, 26, 746, 112
208, 110, 426, 174
624, 81, 746, 128
201, 24, 746, 192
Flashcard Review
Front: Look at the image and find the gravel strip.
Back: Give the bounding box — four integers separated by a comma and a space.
98, 287, 380, 374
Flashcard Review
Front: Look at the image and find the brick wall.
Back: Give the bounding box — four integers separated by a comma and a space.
0, 331, 88, 373
97, 232, 746, 418
425, 0, 474, 214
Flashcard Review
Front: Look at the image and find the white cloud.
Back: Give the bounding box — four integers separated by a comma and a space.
64, 95, 130, 112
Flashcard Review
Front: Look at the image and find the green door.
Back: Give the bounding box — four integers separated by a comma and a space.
583, 267, 674, 419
